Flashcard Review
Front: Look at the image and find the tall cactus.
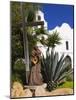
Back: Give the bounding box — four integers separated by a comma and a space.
41, 50, 72, 91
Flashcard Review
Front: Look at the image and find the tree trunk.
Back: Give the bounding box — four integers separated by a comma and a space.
20, 2, 30, 84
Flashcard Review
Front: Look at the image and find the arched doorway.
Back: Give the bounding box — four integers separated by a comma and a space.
64, 55, 73, 81
64, 55, 72, 69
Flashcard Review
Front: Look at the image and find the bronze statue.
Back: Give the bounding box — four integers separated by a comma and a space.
29, 46, 43, 85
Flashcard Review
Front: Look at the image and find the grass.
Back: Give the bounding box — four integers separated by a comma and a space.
58, 81, 73, 89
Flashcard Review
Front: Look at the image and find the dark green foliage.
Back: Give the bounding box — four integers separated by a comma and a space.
12, 58, 26, 85
11, 2, 22, 26
11, 73, 23, 84
11, 28, 24, 67
27, 10, 35, 22
66, 72, 73, 81
11, 2, 24, 67
35, 27, 47, 35
27, 34, 38, 56
14, 59, 25, 71
41, 50, 73, 91
11, 2, 43, 67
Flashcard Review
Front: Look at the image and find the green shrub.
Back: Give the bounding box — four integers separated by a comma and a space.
12, 58, 26, 85
14, 58, 25, 71
11, 73, 22, 84
66, 72, 73, 81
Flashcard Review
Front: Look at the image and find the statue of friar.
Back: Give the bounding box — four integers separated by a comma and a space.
28, 46, 43, 85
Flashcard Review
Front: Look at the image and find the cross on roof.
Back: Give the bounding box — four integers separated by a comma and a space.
18, 21, 44, 27
25, 21, 44, 27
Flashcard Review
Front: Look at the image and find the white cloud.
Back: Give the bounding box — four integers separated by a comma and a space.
49, 23, 73, 40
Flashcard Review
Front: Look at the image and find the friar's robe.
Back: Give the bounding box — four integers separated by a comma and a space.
29, 62, 43, 85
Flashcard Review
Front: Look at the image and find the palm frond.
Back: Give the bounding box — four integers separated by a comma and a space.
47, 30, 62, 48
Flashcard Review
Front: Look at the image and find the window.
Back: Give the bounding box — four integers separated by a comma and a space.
38, 15, 41, 21
66, 41, 69, 50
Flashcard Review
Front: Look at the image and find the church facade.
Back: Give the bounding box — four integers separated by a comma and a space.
35, 10, 73, 68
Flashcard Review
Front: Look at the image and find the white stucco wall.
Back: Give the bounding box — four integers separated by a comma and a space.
49, 23, 73, 67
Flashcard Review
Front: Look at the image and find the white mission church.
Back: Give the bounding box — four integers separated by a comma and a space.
35, 10, 73, 68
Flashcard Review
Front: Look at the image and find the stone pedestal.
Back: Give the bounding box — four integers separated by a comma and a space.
24, 83, 47, 97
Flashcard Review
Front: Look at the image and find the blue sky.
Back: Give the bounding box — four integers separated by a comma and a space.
41, 4, 74, 30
